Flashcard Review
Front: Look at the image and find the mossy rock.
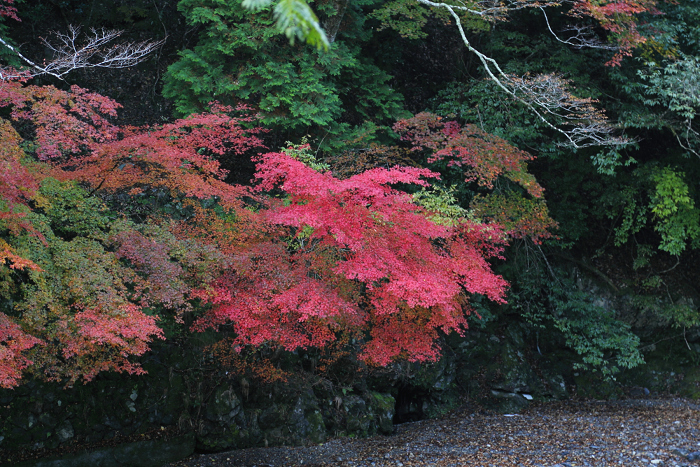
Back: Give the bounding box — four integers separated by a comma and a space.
542, 372, 569, 400
409, 358, 455, 391
258, 403, 290, 430
264, 426, 287, 446
164, 374, 186, 414
304, 410, 327, 444
619, 357, 688, 394
205, 385, 241, 424
240, 408, 264, 446
286, 392, 326, 444
197, 422, 241, 452
420, 391, 461, 419
343, 395, 371, 435
369, 392, 395, 435
483, 341, 541, 394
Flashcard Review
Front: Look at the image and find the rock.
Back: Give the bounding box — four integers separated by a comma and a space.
103, 417, 122, 431
204, 385, 240, 423
487, 390, 530, 413
287, 392, 327, 444
671, 447, 689, 457
13, 433, 196, 467
303, 409, 327, 444
265, 427, 285, 445
485, 326, 543, 395
258, 403, 287, 430
369, 392, 395, 435
629, 387, 651, 398
38, 413, 58, 428
574, 372, 623, 399
344, 395, 370, 434
232, 407, 263, 447
539, 368, 569, 400
56, 420, 74, 442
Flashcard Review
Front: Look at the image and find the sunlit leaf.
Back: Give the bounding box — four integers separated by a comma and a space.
273, 0, 329, 50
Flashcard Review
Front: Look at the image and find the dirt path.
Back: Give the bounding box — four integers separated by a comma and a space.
169, 398, 700, 467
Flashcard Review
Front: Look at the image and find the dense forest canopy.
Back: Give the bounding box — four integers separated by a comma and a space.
1, 0, 699, 389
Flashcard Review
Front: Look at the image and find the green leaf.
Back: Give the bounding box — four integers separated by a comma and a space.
272, 0, 329, 50
241, 0, 274, 12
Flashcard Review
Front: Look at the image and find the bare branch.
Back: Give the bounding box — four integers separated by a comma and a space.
540, 7, 619, 51
415, 0, 629, 148
0, 26, 165, 81
422, 0, 561, 22
672, 118, 700, 160
507, 73, 628, 147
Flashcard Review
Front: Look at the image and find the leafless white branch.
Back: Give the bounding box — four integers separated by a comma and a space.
539, 7, 619, 50
418, 0, 560, 22
0, 26, 165, 81
507, 73, 627, 146
673, 118, 700, 159
415, 0, 629, 148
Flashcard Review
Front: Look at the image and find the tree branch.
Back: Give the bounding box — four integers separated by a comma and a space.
0, 26, 165, 81
415, 0, 630, 149
539, 7, 619, 51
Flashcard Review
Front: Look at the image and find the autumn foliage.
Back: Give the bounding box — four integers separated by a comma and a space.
193, 151, 509, 365
393, 113, 557, 242
570, 0, 661, 66
0, 0, 18, 22
0, 77, 555, 388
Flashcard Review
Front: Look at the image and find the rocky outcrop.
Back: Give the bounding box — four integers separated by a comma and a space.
0, 339, 396, 466
11, 434, 196, 467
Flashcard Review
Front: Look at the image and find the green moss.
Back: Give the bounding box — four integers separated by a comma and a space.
369, 392, 395, 435
304, 410, 326, 444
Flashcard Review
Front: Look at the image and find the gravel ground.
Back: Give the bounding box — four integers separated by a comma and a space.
169, 398, 700, 467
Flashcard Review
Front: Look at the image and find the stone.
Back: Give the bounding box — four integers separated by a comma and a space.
56, 420, 74, 442
629, 387, 651, 398
344, 395, 370, 434
258, 403, 287, 430
487, 390, 530, 413
12, 433, 196, 467
483, 325, 544, 397
204, 385, 241, 423
369, 392, 395, 435
539, 369, 568, 400
303, 410, 327, 444
38, 413, 58, 428
679, 367, 700, 399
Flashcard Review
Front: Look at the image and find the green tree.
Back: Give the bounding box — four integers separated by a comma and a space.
162, 0, 406, 147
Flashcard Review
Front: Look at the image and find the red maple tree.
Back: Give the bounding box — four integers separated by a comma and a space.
193, 151, 509, 365
0, 78, 551, 387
